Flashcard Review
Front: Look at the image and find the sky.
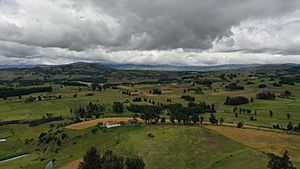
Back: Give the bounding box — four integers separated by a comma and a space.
0, 0, 300, 66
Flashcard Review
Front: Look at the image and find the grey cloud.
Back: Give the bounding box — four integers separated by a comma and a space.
1, 0, 299, 51
0, 0, 300, 65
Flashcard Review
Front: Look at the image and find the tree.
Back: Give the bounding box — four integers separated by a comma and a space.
287, 113, 291, 120
126, 157, 145, 169
195, 87, 203, 94
170, 115, 175, 124
209, 113, 218, 125
78, 147, 102, 169
269, 111, 273, 118
151, 88, 161, 95
224, 96, 249, 105
219, 117, 224, 125
91, 82, 99, 91
79, 148, 145, 169
256, 92, 276, 100
180, 95, 195, 101
225, 83, 244, 91
237, 122, 243, 128
113, 102, 124, 114
258, 84, 267, 88
191, 114, 199, 124
268, 151, 296, 169
200, 116, 204, 124
281, 90, 292, 98
161, 116, 166, 124
287, 121, 293, 131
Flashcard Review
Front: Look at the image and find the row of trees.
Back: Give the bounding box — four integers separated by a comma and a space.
183, 87, 203, 94
167, 102, 216, 125
126, 101, 216, 124
79, 147, 145, 169
71, 102, 105, 118
256, 92, 276, 100
29, 113, 63, 127
0, 86, 52, 98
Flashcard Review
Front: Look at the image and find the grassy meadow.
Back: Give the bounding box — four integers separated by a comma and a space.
0, 63, 299, 168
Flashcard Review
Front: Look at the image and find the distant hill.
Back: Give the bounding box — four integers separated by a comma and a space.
103, 63, 262, 71
1, 62, 299, 73
0, 62, 114, 76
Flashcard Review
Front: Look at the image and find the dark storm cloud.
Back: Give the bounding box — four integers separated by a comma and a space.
89, 0, 300, 50
0, 0, 300, 65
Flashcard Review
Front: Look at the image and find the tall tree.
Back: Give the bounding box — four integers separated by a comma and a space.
78, 147, 102, 169
113, 102, 124, 114
268, 151, 296, 169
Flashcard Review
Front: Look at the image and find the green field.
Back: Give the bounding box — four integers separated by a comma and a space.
0, 125, 271, 169
0, 63, 299, 169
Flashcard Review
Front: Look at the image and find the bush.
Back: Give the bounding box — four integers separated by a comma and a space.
272, 82, 282, 87
224, 96, 249, 105
113, 102, 124, 114
237, 122, 243, 128
150, 88, 161, 95
209, 113, 218, 125
225, 83, 244, 91
287, 121, 293, 131
180, 95, 195, 101
268, 151, 296, 169
273, 124, 281, 129
280, 90, 292, 98
250, 116, 256, 121
256, 92, 275, 100
91, 128, 98, 134
258, 84, 267, 88
147, 133, 155, 138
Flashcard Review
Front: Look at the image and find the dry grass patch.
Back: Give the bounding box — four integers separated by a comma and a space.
60, 158, 82, 169
66, 117, 140, 130
206, 125, 300, 164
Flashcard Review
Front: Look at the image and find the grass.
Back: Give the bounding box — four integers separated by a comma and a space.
0, 125, 270, 169
205, 125, 300, 167
0, 69, 300, 169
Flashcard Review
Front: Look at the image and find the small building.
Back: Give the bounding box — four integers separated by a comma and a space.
105, 121, 121, 128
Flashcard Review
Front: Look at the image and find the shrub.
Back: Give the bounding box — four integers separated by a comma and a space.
209, 113, 218, 125
224, 96, 249, 105
147, 133, 155, 138
272, 82, 282, 87
258, 84, 267, 88
237, 122, 243, 128
268, 151, 296, 169
150, 88, 162, 95
225, 83, 244, 91
180, 95, 195, 101
256, 92, 275, 100
287, 121, 293, 131
113, 102, 124, 114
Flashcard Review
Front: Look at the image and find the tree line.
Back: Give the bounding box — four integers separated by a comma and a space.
79, 147, 145, 169
71, 102, 105, 118
0, 86, 53, 98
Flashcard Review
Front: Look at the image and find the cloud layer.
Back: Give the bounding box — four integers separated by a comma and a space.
0, 0, 300, 65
